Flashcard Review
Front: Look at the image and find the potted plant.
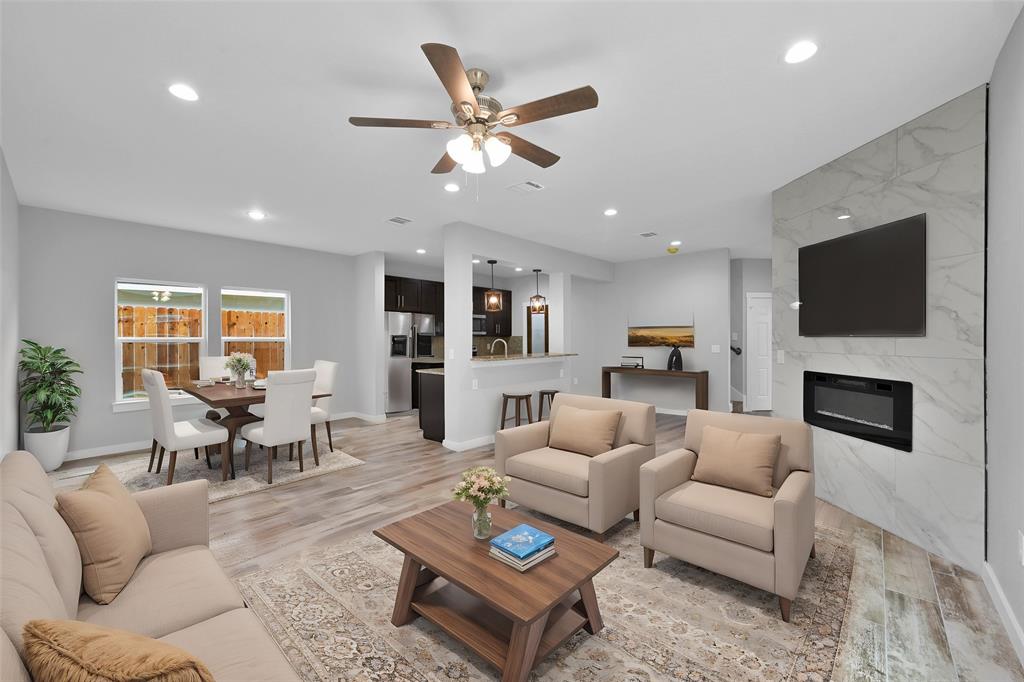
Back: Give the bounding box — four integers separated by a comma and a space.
224, 352, 254, 389
18, 339, 82, 471
452, 466, 510, 539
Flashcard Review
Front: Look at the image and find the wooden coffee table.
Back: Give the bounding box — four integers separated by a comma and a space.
373, 501, 618, 682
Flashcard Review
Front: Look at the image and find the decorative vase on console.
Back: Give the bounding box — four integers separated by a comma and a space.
452, 466, 510, 539
224, 352, 255, 389
667, 345, 683, 371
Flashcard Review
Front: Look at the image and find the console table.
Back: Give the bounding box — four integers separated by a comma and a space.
601, 366, 709, 410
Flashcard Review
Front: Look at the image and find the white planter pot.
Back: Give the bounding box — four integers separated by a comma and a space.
24, 426, 71, 472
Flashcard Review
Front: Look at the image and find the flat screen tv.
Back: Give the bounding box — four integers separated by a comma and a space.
798, 214, 926, 337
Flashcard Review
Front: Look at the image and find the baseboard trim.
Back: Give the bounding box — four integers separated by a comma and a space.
442, 434, 495, 452
66, 439, 151, 462
982, 562, 1024, 667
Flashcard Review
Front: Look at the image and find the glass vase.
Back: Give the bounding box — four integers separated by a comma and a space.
234, 373, 246, 389
472, 505, 492, 540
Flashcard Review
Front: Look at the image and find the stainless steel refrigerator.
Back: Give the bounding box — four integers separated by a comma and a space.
386, 312, 435, 413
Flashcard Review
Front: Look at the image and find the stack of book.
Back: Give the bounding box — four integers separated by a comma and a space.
489, 524, 556, 572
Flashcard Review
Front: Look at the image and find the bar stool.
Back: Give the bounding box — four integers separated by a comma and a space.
537, 389, 559, 420
499, 393, 533, 430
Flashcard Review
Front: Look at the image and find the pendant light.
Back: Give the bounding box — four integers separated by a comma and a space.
529, 269, 546, 313
484, 259, 503, 312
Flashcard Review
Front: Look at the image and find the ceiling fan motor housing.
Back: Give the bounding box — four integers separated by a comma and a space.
452, 68, 503, 124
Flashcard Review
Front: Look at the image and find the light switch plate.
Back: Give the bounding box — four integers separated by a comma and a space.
711, 344, 721, 354
731, 332, 739, 341
448, 349, 455, 359
573, 377, 579, 385
559, 369, 565, 378
777, 350, 785, 364
1019, 530, 1024, 567
471, 379, 478, 390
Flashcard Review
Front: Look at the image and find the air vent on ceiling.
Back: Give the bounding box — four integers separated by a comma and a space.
386, 216, 413, 225
506, 181, 545, 194
639, 232, 658, 238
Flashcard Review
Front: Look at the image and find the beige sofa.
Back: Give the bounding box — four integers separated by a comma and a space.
495, 393, 656, 537
0, 451, 299, 682
639, 409, 814, 621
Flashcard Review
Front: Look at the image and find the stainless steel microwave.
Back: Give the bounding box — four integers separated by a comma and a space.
472, 314, 486, 335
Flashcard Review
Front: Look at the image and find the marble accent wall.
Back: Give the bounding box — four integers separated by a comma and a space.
772, 86, 986, 571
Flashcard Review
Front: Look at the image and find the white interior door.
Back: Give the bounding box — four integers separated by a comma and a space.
745, 293, 773, 412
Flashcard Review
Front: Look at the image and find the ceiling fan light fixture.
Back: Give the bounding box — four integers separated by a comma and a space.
446, 134, 474, 165
484, 135, 512, 167
462, 149, 486, 174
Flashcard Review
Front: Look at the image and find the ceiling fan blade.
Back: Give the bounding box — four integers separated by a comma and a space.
498, 86, 598, 127
349, 117, 454, 129
496, 133, 560, 168
421, 43, 480, 117
431, 152, 457, 174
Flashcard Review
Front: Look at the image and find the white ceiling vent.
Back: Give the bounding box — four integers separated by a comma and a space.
638, 231, 658, 238
506, 181, 545, 194
385, 216, 413, 225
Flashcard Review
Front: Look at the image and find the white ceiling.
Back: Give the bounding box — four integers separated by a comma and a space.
3, 1, 1020, 265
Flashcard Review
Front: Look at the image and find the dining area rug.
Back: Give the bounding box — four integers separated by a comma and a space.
235, 512, 854, 681
50, 446, 365, 503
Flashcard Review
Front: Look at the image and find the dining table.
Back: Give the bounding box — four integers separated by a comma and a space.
180, 381, 331, 482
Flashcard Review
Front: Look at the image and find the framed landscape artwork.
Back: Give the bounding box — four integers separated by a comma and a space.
627, 325, 695, 347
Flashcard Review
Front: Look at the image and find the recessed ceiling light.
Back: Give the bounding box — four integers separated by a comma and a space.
168, 83, 198, 101
247, 209, 266, 221
444, 183, 460, 193
603, 208, 618, 217
416, 248, 427, 255
514, 267, 523, 272
670, 240, 682, 246
471, 259, 481, 264
784, 40, 818, 64
837, 214, 851, 220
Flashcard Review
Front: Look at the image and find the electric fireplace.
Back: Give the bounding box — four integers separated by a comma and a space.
803, 371, 912, 451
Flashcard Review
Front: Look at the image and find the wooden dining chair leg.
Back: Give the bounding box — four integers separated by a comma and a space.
166, 451, 178, 486
204, 446, 213, 469
289, 442, 294, 462
296, 441, 304, 472
193, 447, 199, 460
310, 425, 320, 466
325, 422, 335, 452
156, 446, 165, 474
267, 446, 275, 484
244, 441, 252, 470
148, 439, 158, 472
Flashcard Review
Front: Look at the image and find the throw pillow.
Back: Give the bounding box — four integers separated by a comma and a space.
56, 464, 152, 604
549, 405, 622, 456
691, 425, 781, 497
23, 619, 214, 682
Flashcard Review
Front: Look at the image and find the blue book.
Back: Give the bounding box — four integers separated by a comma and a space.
490, 524, 555, 561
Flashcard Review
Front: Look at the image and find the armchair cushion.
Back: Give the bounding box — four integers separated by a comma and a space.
691, 425, 781, 497
494, 421, 551, 476
548, 405, 622, 456
505, 448, 590, 497
655, 480, 775, 552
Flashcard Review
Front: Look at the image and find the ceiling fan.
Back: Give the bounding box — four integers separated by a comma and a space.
349, 43, 598, 174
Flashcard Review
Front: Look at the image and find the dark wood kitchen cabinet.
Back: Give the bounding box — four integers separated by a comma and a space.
384, 276, 400, 311
397, 278, 421, 312
472, 286, 486, 316
486, 289, 513, 336
417, 371, 444, 442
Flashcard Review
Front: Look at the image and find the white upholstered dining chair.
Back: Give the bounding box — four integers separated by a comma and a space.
198, 355, 230, 380
141, 369, 229, 485
310, 360, 339, 455
240, 369, 316, 483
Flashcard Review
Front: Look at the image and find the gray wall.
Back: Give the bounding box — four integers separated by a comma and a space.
18, 207, 360, 456
772, 86, 987, 571
729, 258, 772, 400
986, 7, 1024, 655
0, 150, 18, 454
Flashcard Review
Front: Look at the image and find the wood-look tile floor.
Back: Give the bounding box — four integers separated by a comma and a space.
78, 412, 1024, 681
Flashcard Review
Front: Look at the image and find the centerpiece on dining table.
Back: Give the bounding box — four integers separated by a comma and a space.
452, 466, 510, 539
224, 352, 255, 389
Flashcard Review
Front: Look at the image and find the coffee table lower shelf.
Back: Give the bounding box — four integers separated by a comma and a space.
409, 579, 592, 680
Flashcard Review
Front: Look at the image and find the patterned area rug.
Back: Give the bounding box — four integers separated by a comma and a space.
50, 447, 364, 503
236, 510, 854, 681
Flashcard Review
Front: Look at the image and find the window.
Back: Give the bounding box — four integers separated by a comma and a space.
221, 289, 289, 379
115, 281, 205, 401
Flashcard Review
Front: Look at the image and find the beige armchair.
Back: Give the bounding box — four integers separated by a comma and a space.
640, 409, 814, 621
495, 393, 656, 537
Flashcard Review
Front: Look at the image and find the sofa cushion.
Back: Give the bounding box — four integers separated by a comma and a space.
548, 405, 622, 457
1, 502, 69, 658
57, 464, 153, 604
23, 618, 214, 682
0, 451, 82, 617
161, 609, 301, 682
655, 480, 775, 552
0, 630, 30, 682
77, 546, 245, 639
691, 425, 781, 497
506, 447, 591, 497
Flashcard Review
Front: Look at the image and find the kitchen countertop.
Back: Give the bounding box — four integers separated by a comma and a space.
471, 352, 578, 363
416, 368, 444, 376
411, 358, 444, 364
